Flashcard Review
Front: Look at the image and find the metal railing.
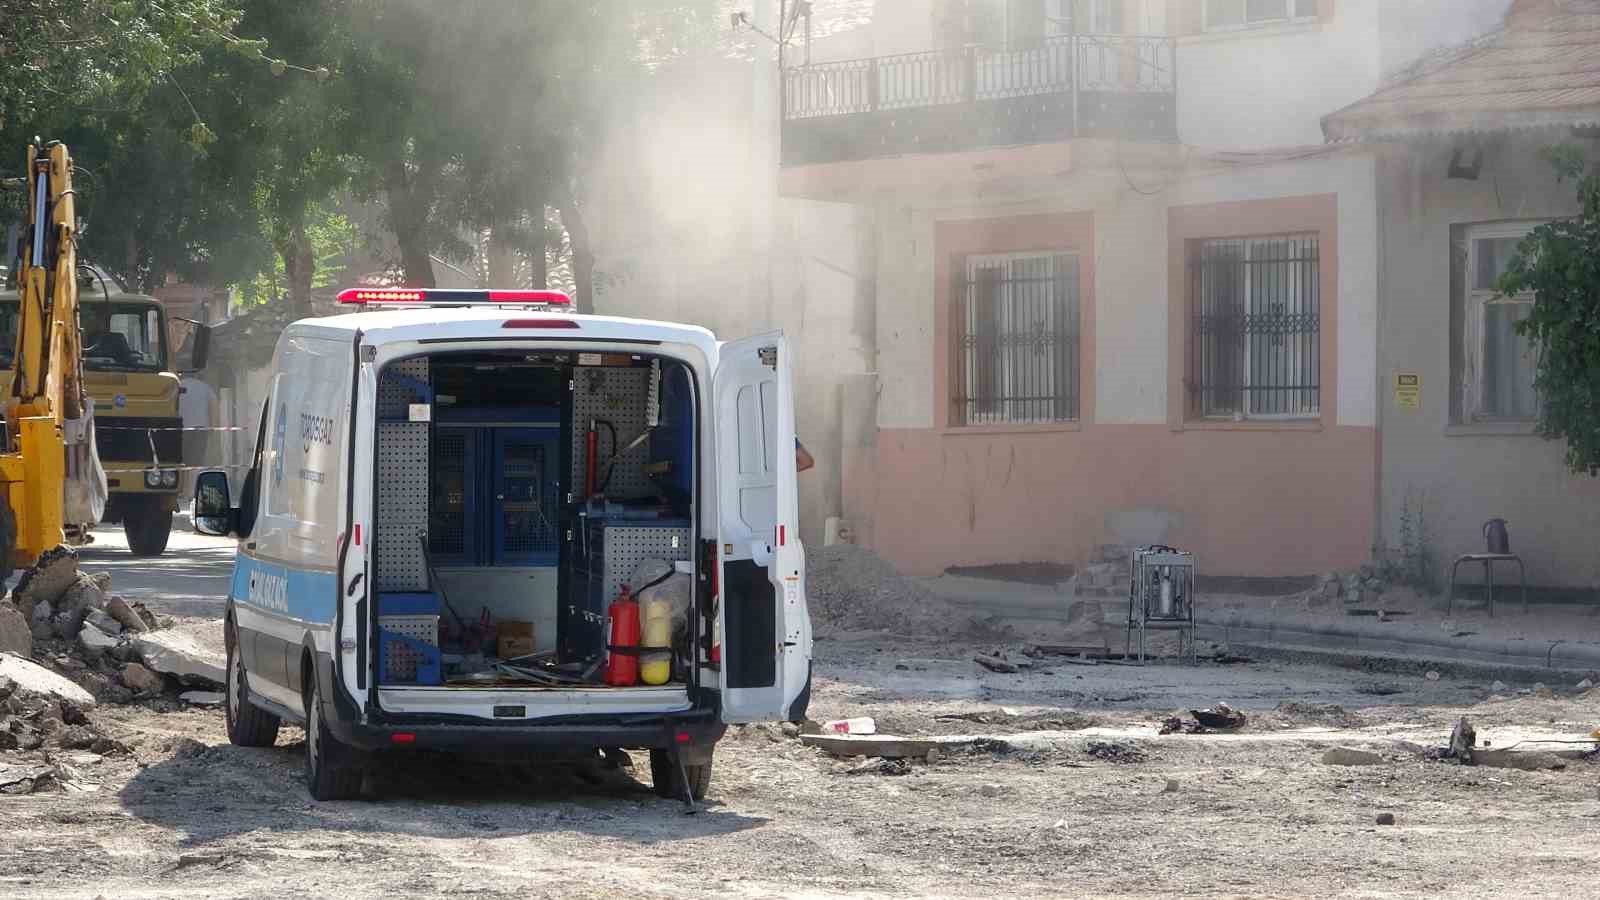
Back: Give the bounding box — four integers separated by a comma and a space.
951, 252, 1081, 426
783, 33, 1176, 121
1188, 236, 1322, 419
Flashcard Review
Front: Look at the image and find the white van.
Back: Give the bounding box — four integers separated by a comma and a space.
193, 289, 812, 801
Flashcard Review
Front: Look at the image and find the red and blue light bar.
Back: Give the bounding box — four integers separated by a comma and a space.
336, 288, 572, 306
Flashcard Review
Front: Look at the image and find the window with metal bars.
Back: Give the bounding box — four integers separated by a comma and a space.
952, 251, 1081, 425
1188, 235, 1320, 419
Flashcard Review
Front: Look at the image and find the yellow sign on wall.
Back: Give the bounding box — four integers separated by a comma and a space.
1395, 373, 1421, 410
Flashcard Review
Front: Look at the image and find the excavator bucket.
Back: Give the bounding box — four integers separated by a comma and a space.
62, 398, 107, 530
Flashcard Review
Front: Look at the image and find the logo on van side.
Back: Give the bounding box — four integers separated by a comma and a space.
300, 412, 337, 453
248, 570, 289, 614
272, 402, 287, 486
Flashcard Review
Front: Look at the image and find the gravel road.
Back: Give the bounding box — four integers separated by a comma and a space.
4, 629, 1599, 899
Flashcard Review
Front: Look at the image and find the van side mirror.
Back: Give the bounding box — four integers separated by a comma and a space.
193, 470, 234, 536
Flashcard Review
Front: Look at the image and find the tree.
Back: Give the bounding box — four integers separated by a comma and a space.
1496, 145, 1600, 476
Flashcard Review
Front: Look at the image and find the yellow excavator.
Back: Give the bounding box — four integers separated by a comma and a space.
0, 140, 106, 583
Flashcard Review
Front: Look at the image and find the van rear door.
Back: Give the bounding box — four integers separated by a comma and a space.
712, 333, 811, 723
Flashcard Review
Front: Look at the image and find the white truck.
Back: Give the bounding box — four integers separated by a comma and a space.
193, 288, 812, 801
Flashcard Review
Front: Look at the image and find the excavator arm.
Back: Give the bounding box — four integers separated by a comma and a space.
1, 140, 102, 581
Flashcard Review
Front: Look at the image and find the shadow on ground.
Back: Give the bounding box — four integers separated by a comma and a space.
118, 741, 765, 847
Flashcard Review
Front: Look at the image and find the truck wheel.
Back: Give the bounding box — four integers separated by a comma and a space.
225, 621, 281, 748
304, 673, 363, 801
0, 502, 14, 585
123, 500, 172, 557
650, 748, 712, 801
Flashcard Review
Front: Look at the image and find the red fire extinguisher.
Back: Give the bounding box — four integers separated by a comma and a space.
605, 585, 640, 687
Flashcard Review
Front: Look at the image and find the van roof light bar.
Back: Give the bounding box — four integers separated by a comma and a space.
336, 288, 573, 307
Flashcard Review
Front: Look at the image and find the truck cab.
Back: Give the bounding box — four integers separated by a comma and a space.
194, 289, 813, 802
1, 269, 198, 554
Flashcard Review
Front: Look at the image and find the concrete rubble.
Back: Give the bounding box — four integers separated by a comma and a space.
0, 670, 129, 793
0, 604, 31, 656
4, 548, 220, 713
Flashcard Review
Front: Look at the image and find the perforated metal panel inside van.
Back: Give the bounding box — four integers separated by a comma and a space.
570, 366, 655, 500
376, 422, 431, 591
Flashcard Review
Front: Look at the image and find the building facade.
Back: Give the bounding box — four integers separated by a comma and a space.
1325, 0, 1600, 590
779, 0, 1525, 577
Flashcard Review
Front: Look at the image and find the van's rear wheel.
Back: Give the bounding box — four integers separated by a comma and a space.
123, 499, 172, 557
225, 622, 280, 747
650, 748, 712, 801
304, 674, 363, 801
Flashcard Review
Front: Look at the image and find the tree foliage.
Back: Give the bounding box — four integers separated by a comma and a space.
1496, 145, 1600, 476
4, 0, 721, 317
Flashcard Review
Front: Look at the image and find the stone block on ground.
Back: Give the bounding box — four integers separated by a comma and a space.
179, 691, 224, 707
119, 662, 165, 694
78, 625, 120, 656
105, 595, 151, 634
133, 625, 225, 687
0, 652, 96, 706
0, 604, 30, 657
11, 546, 80, 611
83, 609, 122, 637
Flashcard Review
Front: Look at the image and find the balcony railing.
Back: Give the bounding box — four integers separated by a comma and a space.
781, 34, 1177, 166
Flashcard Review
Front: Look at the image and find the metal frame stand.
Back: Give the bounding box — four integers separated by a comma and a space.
1447, 554, 1527, 617
1124, 547, 1197, 665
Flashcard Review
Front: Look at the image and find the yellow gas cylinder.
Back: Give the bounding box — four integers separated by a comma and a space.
640, 593, 673, 685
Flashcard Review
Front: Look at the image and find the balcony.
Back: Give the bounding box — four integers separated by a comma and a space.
781, 34, 1178, 168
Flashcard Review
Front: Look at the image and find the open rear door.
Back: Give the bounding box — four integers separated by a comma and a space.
713, 333, 811, 723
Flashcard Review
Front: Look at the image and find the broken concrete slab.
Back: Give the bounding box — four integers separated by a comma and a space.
179, 691, 224, 707
0, 603, 31, 656
0, 763, 61, 795
78, 625, 120, 656
133, 627, 224, 687
83, 608, 122, 637
0, 652, 95, 706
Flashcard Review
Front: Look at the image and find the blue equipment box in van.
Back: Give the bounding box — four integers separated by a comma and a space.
377, 592, 442, 685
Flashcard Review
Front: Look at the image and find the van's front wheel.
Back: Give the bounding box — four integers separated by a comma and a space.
225, 623, 280, 747
650, 748, 712, 801
304, 675, 363, 801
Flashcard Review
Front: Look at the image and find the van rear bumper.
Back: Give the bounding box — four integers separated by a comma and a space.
318, 655, 725, 752
327, 713, 727, 754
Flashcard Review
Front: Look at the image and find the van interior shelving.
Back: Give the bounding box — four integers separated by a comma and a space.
369, 349, 701, 699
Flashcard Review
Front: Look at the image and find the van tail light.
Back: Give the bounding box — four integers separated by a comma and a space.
390, 732, 416, 745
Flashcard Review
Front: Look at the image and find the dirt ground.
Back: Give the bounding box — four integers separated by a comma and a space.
4, 629, 1600, 899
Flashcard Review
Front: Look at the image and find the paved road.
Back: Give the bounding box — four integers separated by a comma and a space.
70, 525, 236, 619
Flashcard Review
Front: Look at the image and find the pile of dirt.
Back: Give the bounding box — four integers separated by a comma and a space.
806, 544, 963, 637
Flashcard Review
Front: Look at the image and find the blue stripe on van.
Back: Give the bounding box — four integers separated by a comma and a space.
231, 554, 339, 625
